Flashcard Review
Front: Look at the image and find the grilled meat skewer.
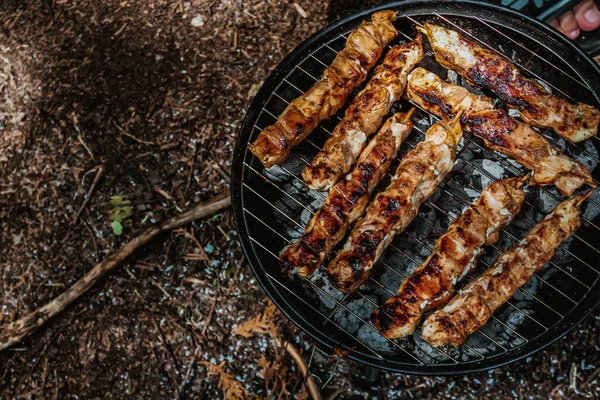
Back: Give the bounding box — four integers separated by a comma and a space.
406, 67, 494, 118
422, 192, 591, 347
372, 176, 527, 339
248, 11, 399, 168
419, 23, 600, 143
468, 110, 594, 196
326, 112, 464, 293
404, 68, 594, 196
281, 110, 415, 278
303, 36, 424, 191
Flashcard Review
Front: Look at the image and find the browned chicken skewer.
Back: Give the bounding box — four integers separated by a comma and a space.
422, 192, 591, 347
406, 67, 494, 118
326, 112, 463, 293
302, 36, 424, 191
404, 68, 594, 197
248, 11, 399, 168
419, 23, 600, 143
372, 176, 527, 339
280, 110, 415, 278
468, 110, 594, 196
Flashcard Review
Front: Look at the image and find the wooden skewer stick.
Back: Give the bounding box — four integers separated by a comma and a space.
0, 191, 232, 351
284, 341, 323, 400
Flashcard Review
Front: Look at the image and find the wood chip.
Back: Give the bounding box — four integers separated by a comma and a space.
293, 3, 308, 18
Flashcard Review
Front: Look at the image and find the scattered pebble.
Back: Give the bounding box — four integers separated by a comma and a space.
190, 15, 205, 27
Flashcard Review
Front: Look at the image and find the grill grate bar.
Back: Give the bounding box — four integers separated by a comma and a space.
301, 270, 449, 363
354, 284, 487, 359
423, 14, 584, 105
406, 121, 596, 289
248, 236, 390, 361
249, 231, 434, 364
269, 46, 600, 244
473, 17, 592, 91
309, 53, 330, 68
397, 22, 600, 170
255, 75, 593, 315
245, 203, 458, 365
263, 143, 571, 313
406, 100, 600, 261
430, 13, 600, 146
243, 163, 512, 362
246, 117, 567, 324
243, 154, 545, 356
239, 11, 600, 370
396, 22, 600, 181
364, 277, 491, 359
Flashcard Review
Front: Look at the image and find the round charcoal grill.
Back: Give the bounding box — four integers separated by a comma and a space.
231, 0, 600, 374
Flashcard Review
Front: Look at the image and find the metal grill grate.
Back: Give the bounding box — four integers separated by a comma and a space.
232, 4, 600, 374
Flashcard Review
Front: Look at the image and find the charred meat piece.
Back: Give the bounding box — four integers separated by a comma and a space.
280, 110, 415, 278
302, 37, 424, 191
422, 193, 590, 347
467, 109, 594, 196
405, 68, 594, 196
248, 11, 399, 168
372, 176, 527, 339
326, 112, 463, 293
420, 23, 600, 143
406, 67, 494, 119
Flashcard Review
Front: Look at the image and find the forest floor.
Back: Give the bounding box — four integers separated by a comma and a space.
1, 0, 599, 398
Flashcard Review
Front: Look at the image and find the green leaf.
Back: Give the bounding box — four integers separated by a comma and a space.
109, 196, 133, 223
208, 213, 222, 221
224, 264, 238, 280
109, 196, 130, 206
111, 221, 123, 235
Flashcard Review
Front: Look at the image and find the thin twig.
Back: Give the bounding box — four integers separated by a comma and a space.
325, 379, 346, 400
216, 225, 230, 241
185, 142, 198, 192
53, 370, 58, 400
70, 113, 95, 160
152, 317, 181, 399
178, 347, 201, 396
73, 165, 104, 224
581, 368, 600, 390
25, 308, 87, 383
214, 162, 231, 183
0, 191, 232, 351
112, 119, 156, 145
202, 278, 219, 337
81, 219, 99, 263
160, 142, 179, 151
284, 342, 322, 400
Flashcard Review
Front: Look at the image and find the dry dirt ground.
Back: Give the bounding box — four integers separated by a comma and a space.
1, 0, 599, 399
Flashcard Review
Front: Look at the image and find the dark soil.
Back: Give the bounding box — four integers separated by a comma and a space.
0, 0, 598, 399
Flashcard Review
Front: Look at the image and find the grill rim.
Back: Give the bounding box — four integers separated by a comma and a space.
231, 0, 600, 375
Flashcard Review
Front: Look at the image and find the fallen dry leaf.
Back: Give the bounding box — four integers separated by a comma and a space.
233, 300, 279, 339
201, 361, 248, 400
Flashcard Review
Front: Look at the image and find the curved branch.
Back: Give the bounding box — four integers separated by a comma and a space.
285, 342, 323, 400
0, 191, 231, 351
